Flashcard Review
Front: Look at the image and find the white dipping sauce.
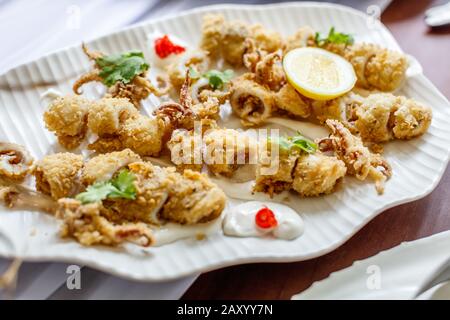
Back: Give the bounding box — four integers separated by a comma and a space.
223, 201, 304, 240
151, 217, 222, 247
40, 88, 62, 104
146, 32, 190, 69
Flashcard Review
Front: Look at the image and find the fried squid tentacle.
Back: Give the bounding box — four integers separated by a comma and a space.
319, 120, 392, 194
57, 199, 155, 247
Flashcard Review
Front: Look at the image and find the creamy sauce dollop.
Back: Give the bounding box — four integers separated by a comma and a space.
146, 32, 191, 69
223, 201, 304, 240
40, 88, 62, 104
151, 217, 222, 247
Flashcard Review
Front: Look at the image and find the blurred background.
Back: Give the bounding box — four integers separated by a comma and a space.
0, 0, 392, 72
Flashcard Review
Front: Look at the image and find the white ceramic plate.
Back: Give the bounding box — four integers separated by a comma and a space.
1, 2, 449, 281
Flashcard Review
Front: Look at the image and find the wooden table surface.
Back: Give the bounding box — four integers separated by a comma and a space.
182, 0, 450, 300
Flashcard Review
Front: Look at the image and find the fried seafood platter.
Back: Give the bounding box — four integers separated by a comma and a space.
0, 4, 449, 281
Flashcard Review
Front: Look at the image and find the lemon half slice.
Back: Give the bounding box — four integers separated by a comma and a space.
283, 47, 356, 101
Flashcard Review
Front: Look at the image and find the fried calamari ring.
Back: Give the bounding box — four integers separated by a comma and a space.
230, 74, 275, 126
0, 142, 34, 181
33, 153, 84, 200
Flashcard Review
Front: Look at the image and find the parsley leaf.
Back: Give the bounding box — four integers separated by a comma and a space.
269, 132, 317, 155
75, 169, 137, 204
75, 182, 117, 204
315, 27, 354, 47
203, 69, 234, 90
109, 169, 137, 200
291, 135, 318, 153
189, 69, 234, 90
96, 51, 149, 87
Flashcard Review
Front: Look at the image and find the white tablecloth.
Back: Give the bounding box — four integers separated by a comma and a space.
0, 0, 390, 300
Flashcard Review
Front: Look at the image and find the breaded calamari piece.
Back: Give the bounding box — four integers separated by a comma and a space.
118, 115, 167, 157
275, 83, 311, 118
254, 148, 346, 197
292, 153, 346, 197
344, 43, 408, 91
284, 26, 316, 53
57, 199, 154, 247
200, 14, 283, 67
254, 153, 298, 196
162, 168, 226, 224
353, 93, 432, 142
81, 149, 141, 186
33, 153, 84, 199
230, 74, 275, 126
87, 98, 137, 136
0, 142, 34, 181
43, 95, 90, 149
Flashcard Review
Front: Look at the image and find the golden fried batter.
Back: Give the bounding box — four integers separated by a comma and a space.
353, 93, 432, 143
254, 145, 346, 197
250, 24, 284, 54
200, 14, 283, 67
87, 98, 137, 136
392, 96, 432, 140
292, 153, 347, 197
81, 149, 141, 186
43, 95, 90, 149
254, 152, 298, 196
284, 26, 316, 53
33, 153, 83, 199
119, 116, 166, 157
57, 199, 154, 247
275, 83, 311, 118
203, 128, 257, 177
100, 161, 226, 225
168, 127, 257, 177
200, 13, 226, 58
161, 168, 226, 224
343, 43, 408, 91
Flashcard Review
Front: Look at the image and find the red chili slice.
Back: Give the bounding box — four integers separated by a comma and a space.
255, 206, 278, 229
154, 35, 186, 58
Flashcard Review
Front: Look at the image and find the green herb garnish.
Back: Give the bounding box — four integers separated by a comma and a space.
109, 169, 137, 200
188, 66, 201, 79
315, 27, 354, 47
188, 68, 234, 90
75, 169, 137, 204
269, 132, 317, 155
96, 51, 149, 87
